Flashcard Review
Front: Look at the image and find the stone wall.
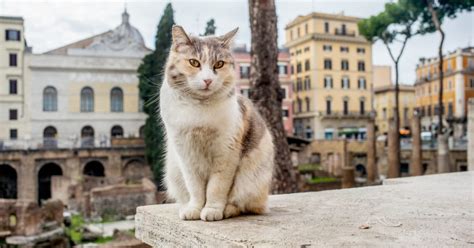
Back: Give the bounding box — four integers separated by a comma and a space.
90, 178, 157, 219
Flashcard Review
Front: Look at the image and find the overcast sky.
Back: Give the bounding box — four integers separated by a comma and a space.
1, 0, 473, 84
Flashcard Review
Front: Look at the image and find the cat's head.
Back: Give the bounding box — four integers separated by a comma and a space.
166, 25, 238, 101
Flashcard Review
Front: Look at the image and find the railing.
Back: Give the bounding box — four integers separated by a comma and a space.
334, 28, 356, 37
400, 137, 467, 150
319, 111, 371, 119
0, 137, 144, 151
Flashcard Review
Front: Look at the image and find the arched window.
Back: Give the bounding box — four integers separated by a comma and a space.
111, 125, 124, 137
139, 125, 145, 138
80, 87, 94, 112
110, 87, 123, 112
43, 86, 57, 112
81, 126, 94, 147
43, 126, 58, 148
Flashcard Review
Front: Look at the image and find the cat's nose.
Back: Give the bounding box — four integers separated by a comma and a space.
203, 79, 213, 86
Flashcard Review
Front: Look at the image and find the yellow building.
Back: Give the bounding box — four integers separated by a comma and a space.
414, 47, 474, 132
285, 12, 373, 140
0, 16, 27, 141
374, 85, 415, 135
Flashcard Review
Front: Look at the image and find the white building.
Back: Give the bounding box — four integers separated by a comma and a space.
1, 10, 151, 149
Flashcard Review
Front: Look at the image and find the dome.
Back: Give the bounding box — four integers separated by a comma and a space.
86, 9, 149, 53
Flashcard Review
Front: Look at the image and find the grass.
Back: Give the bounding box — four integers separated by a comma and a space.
307, 177, 338, 184
94, 236, 114, 244
66, 214, 85, 244
298, 163, 321, 172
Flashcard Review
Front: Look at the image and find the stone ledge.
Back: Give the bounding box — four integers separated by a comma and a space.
135, 172, 473, 247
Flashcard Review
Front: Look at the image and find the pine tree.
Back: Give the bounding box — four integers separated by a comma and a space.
203, 18, 216, 35
138, 3, 174, 189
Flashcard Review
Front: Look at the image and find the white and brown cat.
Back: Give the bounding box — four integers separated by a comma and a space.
160, 25, 274, 221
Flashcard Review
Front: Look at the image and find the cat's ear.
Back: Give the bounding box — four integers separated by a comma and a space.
218, 27, 239, 48
172, 25, 192, 48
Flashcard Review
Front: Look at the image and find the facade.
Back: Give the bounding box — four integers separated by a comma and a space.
0, 16, 28, 143
414, 47, 474, 133
284, 12, 373, 140
233, 45, 294, 135
1, 11, 150, 149
374, 84, 416, 135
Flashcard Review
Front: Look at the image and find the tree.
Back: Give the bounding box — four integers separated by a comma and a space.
248, 0, 298, 193
412, 0, 474, 173
359, 0, 423, 178
138, 3, 175, 189
203, 18, 217, 35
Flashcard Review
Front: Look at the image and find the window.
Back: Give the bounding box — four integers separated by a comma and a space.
297, 98, 302, 113
81, 126, 94, 147
470, 78, 474, 88
291, 65, 294, 74
305, 97, 310, 112
358, 78, 366, 89
282, 109, 289, 118
80, 87, 94, 112
43, 126, 58, 148
324, 59, 332, 70
403, 107, 409, 121
297, 27, 300, 37
5, 30, 21, 41
323, 45, 332, 51
110, 87, 124, 112
290, 30, 293, 40
9, 79, 17, 94
9, 53, 17, 67
240, 88, 250, 98
111, 125, 124, 137
341, 24, 347, 35
324, 22, 329, 33
296, 63, 302, 73
326, 99, 332, 115
324, 76, 333, 89
340, 46, 349, 53
304, 77, 311, 90
304, 60, 310, 71
10, 129, 18, 140
304, 47, 310, 52
305, 23, 308, 34
357, 48, 365, 54
341, 77, 350, 89
341, 60, 349, 71
427, 105, 431, 116
343, 98, 349, 115
278, 64, 288, 75
280, 88, 287, 99
240, 65, 250, 79
448, 102, 453, 117
9, 109, 18, 120
43, 86, 58, 112
360, 100, 365, 115
296, 78, 302, 92
383, 108, 387, 120
358, 61, 366, 72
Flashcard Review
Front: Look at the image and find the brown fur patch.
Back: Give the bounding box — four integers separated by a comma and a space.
238, 96, 266, 158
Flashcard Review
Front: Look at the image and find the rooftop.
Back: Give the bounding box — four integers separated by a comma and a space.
135, 172, 473, 247
286, 12, 362, 29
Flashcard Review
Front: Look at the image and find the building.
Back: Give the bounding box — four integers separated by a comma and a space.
1, 10, 150, 149
414, 47, 474, 134
0, 16, 28, 143
284, 12, 373, 140
374, 84, 416, 135
232, 45, 294, 135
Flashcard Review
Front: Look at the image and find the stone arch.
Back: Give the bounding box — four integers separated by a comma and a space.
123, 159, 149, 183
38, 162, 63, 204
0, 164, 17, 199
83, 160, 105, 177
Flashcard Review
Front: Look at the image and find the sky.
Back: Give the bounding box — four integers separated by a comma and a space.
1, 0, 473, 84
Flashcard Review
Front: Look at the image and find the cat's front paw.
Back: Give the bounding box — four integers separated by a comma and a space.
200, 207, 224, 221
179, 205, 202, 220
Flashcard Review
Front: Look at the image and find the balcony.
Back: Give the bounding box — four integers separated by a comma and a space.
319, 111, 371, 119
334, 28, 355, 37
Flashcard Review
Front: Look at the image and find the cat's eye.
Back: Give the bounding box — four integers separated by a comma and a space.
214, 61, 225, 69
189, 59, 200, 68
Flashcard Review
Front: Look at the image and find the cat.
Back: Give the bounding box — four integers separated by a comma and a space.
159, 25, 275, 221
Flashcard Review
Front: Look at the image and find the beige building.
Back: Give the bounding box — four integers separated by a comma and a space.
374, 84, 416, 135
285, 12, 373, 140
0, 16, 28, 143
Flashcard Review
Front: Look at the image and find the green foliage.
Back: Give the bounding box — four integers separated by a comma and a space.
203, 18, 217, 35
65, 214, 85, 244
307, 177, 338, 184
94, 236, 114, 244
138, 3, 175, 190
298, 163, 321, 172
